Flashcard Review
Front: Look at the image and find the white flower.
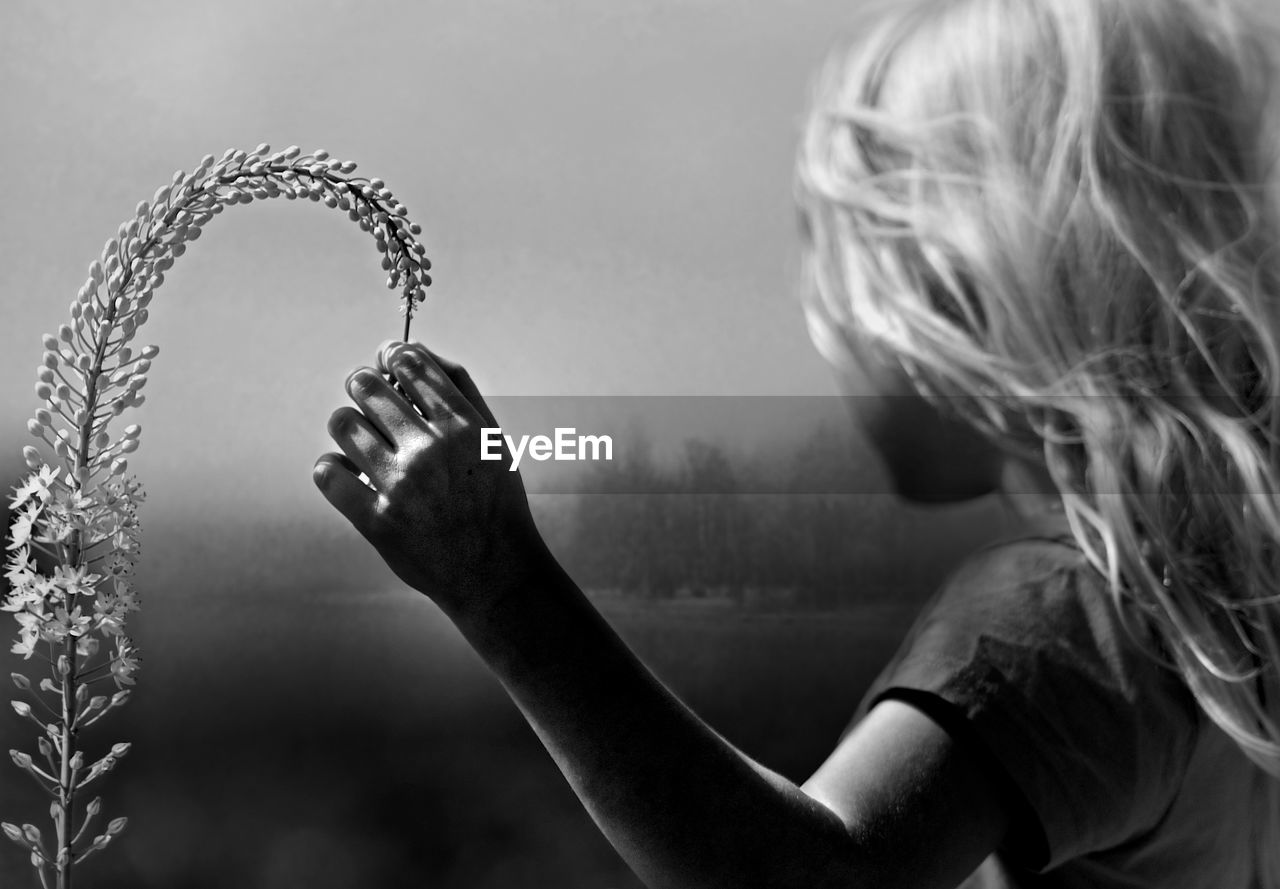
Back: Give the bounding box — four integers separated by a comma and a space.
6, 502, 43, 552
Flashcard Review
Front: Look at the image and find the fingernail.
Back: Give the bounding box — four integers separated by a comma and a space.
394, 349, 423, 368
346, 368, 373, 393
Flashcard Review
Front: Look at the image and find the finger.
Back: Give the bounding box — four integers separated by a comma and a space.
418, 345, 500, 429
387, 341, 499, 428
375, 339, 404, 375
313, 452, 380, 536
327, 406, 395, 484
384, 344, 475, 424
345, 366, 430, 445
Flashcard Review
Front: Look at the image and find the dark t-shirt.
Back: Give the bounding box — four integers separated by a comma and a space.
846, 516, 1268, 888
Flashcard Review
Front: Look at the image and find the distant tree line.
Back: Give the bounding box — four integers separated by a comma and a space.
550, 424, 970, 609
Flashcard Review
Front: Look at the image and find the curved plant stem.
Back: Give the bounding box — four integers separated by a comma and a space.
5, 145, 434, 887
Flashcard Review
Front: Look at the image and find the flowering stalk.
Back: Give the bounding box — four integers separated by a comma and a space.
3, 145, 432, 888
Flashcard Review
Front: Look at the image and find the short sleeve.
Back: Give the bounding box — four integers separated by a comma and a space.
851, 537, 1201, 872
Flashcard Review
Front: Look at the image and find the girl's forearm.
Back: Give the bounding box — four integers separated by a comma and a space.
449, 548, 861, 889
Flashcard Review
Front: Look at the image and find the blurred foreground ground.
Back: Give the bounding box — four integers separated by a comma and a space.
0, 588, 923, 888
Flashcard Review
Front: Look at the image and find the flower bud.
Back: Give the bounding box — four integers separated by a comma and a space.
110, 459, 128, 476
22, 446, 40, 468
153, 185, 171, 206
37, 738, 51, 758
58, 325, 73, 342
69, 751, 83, 770
57, 656, 70, 677
94, 432, 109, 449
35, 408, 51, 426
107, 817, 128, 836
120, 439, 139, 454
86, 797, 102, 817
38, 368, 54, 384
111, 742, 131, 757
27, 419, 43, 437
124, 424, 141, 438
75, 684, 89, 704
55, 384, 72, 401
10, 751, 32, 769
10, 673, 30, 691
42, 333, 58, 350
21, 823, 39, 844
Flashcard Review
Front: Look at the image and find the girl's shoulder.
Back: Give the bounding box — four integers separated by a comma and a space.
922, 512, 1117, 644
858, 511, 1205, 873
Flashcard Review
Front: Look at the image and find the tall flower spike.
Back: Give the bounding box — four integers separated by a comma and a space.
5, 148, 433, 889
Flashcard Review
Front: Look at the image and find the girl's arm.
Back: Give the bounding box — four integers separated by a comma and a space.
313, 342, 1012, 889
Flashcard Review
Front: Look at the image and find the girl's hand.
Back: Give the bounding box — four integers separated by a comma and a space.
313, 341, 549, 618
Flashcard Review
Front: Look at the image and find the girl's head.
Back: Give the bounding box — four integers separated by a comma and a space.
798, 0, 1280, 469
796, 0, 1280, 858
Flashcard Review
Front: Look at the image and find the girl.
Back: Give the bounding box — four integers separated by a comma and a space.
313, 0, 1280, 885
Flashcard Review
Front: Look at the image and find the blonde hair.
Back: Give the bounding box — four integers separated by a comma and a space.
795, 0, 1280, 878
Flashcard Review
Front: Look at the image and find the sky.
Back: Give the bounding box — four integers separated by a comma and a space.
0, 0, 870, 510
0, 0, 1018, 600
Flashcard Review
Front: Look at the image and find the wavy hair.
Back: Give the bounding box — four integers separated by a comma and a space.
795, 0, 1280, 878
